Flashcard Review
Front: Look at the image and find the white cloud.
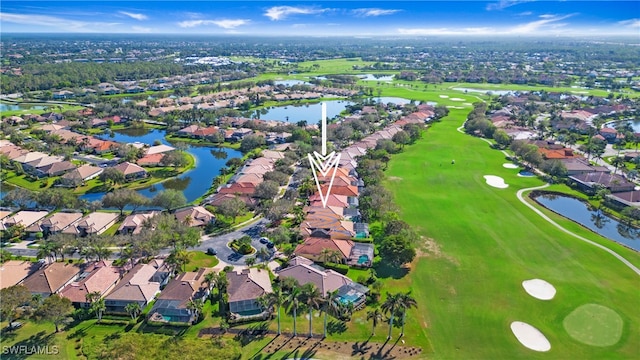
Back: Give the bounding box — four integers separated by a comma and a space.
352, 8, 401, 17
177, 19, 249, 29
509, 14, 573, 34
618, 19, 640, 28
0, 12, 119, 31
518, 11, 533, 16
119, 11, 147, 21
264, 6, 325, 21
486, 0, 535, 11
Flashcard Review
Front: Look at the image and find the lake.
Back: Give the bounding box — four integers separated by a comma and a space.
253, 98, 415, 123
0, 102, 48, 111
274, 80, 312, 87
451, 88, 513, 96
359, 74, 395, 81
253, 100, 356, 123
535, 194, 640, 251
80, 128, 241, 204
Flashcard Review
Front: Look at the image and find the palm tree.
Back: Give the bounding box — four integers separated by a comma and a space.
259, 285, 286, 335
323, 289, 340, 338
256, 247, 270, 264
166, 246, 190, 273
202, 272, 216, 300
301, 283, 323, 338
90, 298, 106, 322
397, 291, 418, 337
187, 299, 204, 322
367, 307, 384, 336
286, 286, 301, 336
125, 302, 141, 320
37, 241, 55, 263
245, 256, 256, 267
381, 292, 401, 339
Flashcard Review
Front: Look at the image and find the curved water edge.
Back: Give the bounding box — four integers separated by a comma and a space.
80, 128, 241, 204
517, 185, 640, 276
531, 191, 640, 251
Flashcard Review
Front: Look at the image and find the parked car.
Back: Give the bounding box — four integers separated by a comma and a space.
259, 237, 270, 244
206, 248, 217, 256
266, 241, 275, 249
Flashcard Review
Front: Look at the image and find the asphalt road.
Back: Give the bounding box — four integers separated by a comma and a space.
4, 218, 273, 266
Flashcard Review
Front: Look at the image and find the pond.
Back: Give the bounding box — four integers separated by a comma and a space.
253, 97, 415, 123
80, 128, 241, 204
535, 194, 640, 251
253, 100, 356, 123
359, 74, 395, 81
451, 88, 513, 96
0, 102, 49, 111
274, 80, 312, 87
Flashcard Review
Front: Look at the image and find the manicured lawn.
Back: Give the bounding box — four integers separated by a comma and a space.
382, 108, 640, 359
185, 250, 220, 271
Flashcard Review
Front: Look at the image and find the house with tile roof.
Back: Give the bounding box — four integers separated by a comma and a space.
174, 206, 215, 227
294, 231, 355, 264
104, 261, 170, 314
148, 268, 213, 324
277, 257, 352, 296
59, 165, 103, 187
113, 162, 148, 180
22, 262, 83, 297
63, 212, 119, 236
36, 161, 76, 177
0, 260, 42, 289
26, 212, 83, 237
118, 211, 160, 235
1, 210, 49, 231
226, 268, 273, 321
59, 260, 122, 308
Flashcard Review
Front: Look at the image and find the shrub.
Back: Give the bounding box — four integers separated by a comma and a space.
324, 262, 348, 275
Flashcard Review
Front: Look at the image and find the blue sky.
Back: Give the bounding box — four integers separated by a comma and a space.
1, 1, 638, 36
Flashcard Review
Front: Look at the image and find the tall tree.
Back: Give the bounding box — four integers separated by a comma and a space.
286, 286, 301, 337
366, 307, 384, 336
125, 302, 141, 320
323, 289, 339, 338
216, 197, 246, 222
34, 295, 74, 332
0, 285, 31, 323
102, 188, 149, 215
90, 298, 106, 322
152, 189, 187, 211
99, 167, 126, 187
381, 292, 401, 339
3, 188, 34, 209
187, 299, 204, 322
398, 291, 418, 336
301, 283, 323, 338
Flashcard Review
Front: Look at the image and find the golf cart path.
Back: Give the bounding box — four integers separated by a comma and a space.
517, 184, 640, 276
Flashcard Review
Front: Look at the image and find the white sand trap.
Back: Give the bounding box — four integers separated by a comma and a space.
450, 97, 465, 101
510, 321, 551, 352
464, 103, 473, 106
446, 106, 465, 109
439, 95, 449, 98
503, 163, 518, 169
484, 175, 508, 188
522, 279, 556, 300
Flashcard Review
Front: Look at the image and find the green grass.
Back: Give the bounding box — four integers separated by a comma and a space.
185, 251, 220, 271
563, 303, 624, 347
381, 108, 640, 359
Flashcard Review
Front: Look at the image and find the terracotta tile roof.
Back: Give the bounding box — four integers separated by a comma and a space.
113, 162, 147, 176
174, 206, 215, 227
278, 262, 352, 296
0, 260, 42, 289
22, 262, 82, 294
59, 261, 122, 304
226, 268, 272, 303
104, 262, 165, 303
294, 237, 354, 260
137, 153, 164, 166
38, 212, 83, 233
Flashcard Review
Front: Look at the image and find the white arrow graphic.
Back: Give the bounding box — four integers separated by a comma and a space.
307, 102, 341, 208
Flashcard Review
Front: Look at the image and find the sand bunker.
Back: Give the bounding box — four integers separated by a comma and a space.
446, 106, 465, 109
450, 97, 465, 101
510, 321, 551, 352
439, 95, 449, 98
522, 279, 556, 300
483, 175, 508, 188
464, 103, 473, 106
503, 163, 518, 169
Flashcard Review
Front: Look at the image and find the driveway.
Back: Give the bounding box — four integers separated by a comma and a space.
193, 218, 273, 266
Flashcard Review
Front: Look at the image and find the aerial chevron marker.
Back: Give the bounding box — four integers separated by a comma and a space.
307, 102, 341, 208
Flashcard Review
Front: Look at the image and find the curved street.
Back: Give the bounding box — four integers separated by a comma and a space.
5, 218, 273, 266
